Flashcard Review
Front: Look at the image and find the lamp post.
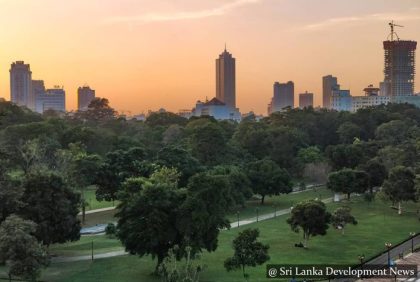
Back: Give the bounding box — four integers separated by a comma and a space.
385, 242, 392, 267
358, 254, 365, 279
409, 232, 416, 253
237, 211, 240, 228
256, 208, 259, 223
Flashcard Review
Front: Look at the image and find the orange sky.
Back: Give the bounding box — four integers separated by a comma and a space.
0, 0, 419, 115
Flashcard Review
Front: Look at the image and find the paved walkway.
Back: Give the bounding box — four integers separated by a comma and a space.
356, 252, 420, 282
78, 206, 116, 216
53, 195, 333, 263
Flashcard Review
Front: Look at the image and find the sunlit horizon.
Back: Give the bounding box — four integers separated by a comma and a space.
0, 0, 419, 115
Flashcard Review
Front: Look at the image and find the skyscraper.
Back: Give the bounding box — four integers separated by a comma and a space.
270, 81, 294, 113
78, 86, 96, 111
383, 39, 417, 96
299, 91, 314, 109
322, 75, 340, 109
10, 61, 33, 110
216, 47, 236, 108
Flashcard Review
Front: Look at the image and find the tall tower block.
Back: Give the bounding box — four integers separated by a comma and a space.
216, 47, 236, 108
383, 22, 417, 96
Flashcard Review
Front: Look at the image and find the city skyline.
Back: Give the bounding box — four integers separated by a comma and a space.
0, 0, 420, 114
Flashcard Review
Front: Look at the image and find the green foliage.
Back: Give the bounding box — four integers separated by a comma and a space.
187, 120, 227, 166
287, 200, 331, 248
327, 169, 369, 200
158, 246, 204, 282
382, 166, 417, 214
224, 228, 269, 281
331, 207, 357, 234
337, 121, 362, 144
116, 168, 230, 272
19, 172, 81, 246
246, 159, 292, 205
105, 223, 117, 238
0, 215, 49, 281
146, 112, 188, 127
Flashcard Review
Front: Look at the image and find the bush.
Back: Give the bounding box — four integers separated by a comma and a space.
105, 223, 117, 238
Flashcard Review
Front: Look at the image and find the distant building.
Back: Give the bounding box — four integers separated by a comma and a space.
216, 47, 236, 109
35, 86, 65, 113
351, 95, 390, 112
193, 97, 241, 122
331, 90, 351, 111
299, 91, 314, 109
132, 114, 146, 121
178, 109, 193, 119
78, 86, 95, 111
383, 40, 417, 96
32, 80, 46, 108
379, 81, 391, 96
10, 61, 33, 110
268, 81, 294, 114
322, 75, 340, 109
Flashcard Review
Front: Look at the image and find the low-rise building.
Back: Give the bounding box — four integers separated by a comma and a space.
192, 97, 241, 122
35, 86, 65, 113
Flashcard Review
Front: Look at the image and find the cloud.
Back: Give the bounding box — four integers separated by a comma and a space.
301, 12, 420, 31
105, 0, 263, 24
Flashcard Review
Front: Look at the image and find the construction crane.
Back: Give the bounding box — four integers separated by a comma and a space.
388, 20, 403, 41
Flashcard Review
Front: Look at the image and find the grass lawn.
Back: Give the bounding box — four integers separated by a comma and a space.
21, 197, 419, 282
49, 235, 123, 257
227, 187, 332, 221
83, 188, 118, 211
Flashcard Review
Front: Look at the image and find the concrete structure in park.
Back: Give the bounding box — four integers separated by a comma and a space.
322, 75, 340, 109
77, 86, 95, 111
268, 81, 294, 114
216, 46, 236, 109
10, 61, 33, 110
35, 86, 66, 113
192, 97, 241, 122
299, 91, 314, 109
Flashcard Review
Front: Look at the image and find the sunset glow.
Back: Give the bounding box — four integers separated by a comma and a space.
0, 0, 419, 114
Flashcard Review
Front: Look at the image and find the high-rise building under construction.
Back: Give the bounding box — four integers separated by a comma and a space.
383, 22, 417, 96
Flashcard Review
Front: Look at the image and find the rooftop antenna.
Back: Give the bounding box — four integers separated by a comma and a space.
388, 20, 404, 41
224, 43, 227, 51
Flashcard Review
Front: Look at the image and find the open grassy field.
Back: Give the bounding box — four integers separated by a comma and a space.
14, 197, 418, 282
227, 186, 331, 221
83, 188, 118, 211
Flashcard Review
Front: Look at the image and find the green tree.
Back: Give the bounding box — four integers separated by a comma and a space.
208, 165, 253, 208
327, 169, 368, 200
359, 159, 387, 193
158, 246, 204, 282
246, 159, 292, 205
0, 215, 49, 281
224, 228, 270, 281
287, 200, 331, 248
95, 147, 149, 203
146, 112, 187, 127
188, 121, 227, 166
337, 121, 362, 144
382, 166, 417, 214
331, 207, 357, 235
77, 97, 117, 122
19, 172, 81, 246
156, 145, 202, 187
